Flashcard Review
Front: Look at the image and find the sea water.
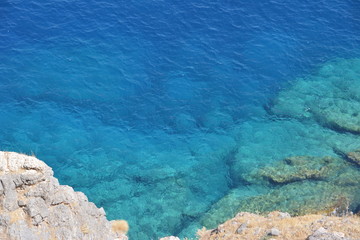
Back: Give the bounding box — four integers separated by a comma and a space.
1, 0, 360, 239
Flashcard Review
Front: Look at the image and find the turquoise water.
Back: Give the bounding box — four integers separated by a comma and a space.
1, 0, 360, 238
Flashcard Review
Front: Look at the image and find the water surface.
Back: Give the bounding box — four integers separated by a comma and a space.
1, 0, 360, 238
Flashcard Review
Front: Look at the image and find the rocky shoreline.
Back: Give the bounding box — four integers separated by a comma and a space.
196, 211, 360, 240
0, 151, 128, 240
0, 151, 360, 240
188, 151, 360, 240
1, 151, 359, 240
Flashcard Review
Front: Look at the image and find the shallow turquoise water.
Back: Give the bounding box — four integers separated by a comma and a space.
1, 0, 360, 238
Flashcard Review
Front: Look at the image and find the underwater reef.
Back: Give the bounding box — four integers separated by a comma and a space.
2, 151, 359, 240
270, 58, 360, 134
1, 152, 359, 240
179, 58, 360, 238
2, 58, 360, 239
199, 151, 360, 230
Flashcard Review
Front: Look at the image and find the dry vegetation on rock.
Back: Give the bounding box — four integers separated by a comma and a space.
197, 211, 360, 240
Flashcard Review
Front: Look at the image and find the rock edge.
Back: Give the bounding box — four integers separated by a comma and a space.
0, 151, 127, 240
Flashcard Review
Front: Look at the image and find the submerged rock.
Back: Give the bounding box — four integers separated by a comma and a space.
0, 152, 127, 240
257, 156, 338, 184
200, 180, 358, 229
347, 150, 360, 166
199, 151, 360, 230
270, 58, 360, 134
201, 110, 234, 130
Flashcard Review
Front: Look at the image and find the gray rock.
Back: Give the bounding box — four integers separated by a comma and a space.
18, 200, 26, 207
99, 207, 106, 216
235, 222, 247, 234
25, 197, 49, 225
50, 190, 72, 205
26, 181, 55, 203
0, 215, 9, 226
12, 174, 24, 188
314, 227, 328, 235
279, 212, 291, 219
307, 227, 350, 240
26, 197, 48, 217
54, 228, 73, 240
269, 228, 280, 236
160, 237, 180, 240
20, 170, 45, 185
75, 191, 88, 202
1, 176, 19, 211
0, 181, 4, 195
8, 220, 39, 240
48, 204, 74, 227
0, 152, 125, 240
32, 214, 43, 225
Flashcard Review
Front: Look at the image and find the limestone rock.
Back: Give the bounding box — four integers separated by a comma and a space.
159, 236, 180, 240
307, 227, 350, 240
269, 228, 280, 236
235, 222, 247, 234
278, 212, 291, 219
197, 212, 360, 240
0, 151, 127, 240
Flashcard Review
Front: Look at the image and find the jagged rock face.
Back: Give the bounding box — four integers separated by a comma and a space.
0, 152, 125, 240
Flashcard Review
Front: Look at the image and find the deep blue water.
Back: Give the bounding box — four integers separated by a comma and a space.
1, 0, 360, 239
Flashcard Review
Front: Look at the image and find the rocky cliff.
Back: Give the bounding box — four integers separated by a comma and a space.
0, 151, 128, 240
